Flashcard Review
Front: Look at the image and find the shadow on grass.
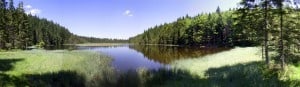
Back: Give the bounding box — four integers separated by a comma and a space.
116, 68, 213, 87
1, 60, 300, 87
117, 61, 300, 87
24, 71, 86, 87
0, 59, 24, 72
204, 61, 283, 87
0, 57, 116, 87
0, 70, 119, 87
0, 71, 86, 87
0, 58, 86, 87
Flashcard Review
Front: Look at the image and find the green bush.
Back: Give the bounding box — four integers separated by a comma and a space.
37, 41, 45, 49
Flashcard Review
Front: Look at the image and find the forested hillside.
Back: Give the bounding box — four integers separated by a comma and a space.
129, 6, 300, 48
75, 36, 128, 43
130, 0, 300, 68
129, 7, 239, 47
0, 0, 127, 50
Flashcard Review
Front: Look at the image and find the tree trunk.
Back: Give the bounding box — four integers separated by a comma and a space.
297, 45, 300, 52
262, 44, 264, 59
279, 3, 285, 70
264, 0, 270, 66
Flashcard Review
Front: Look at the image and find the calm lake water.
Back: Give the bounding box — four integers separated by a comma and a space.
75, 45, 230, 72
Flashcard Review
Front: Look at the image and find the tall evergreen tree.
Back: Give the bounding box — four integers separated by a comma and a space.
0, 0, 115, 50
0, 0, 6, 49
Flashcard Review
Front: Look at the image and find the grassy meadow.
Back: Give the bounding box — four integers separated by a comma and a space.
118, 47, 300, 87
0, 47, 300, 87
0, 50, 116, 87
171, 47, 262, 76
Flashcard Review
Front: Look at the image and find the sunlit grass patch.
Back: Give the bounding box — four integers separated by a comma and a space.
287, 65, 300, 80
0, 50, 116, 86
171, 47, 262, 77
0, 50, 113, 81
0, 50, 112, 75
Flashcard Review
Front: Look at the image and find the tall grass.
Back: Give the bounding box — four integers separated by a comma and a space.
0, 50, 116, 86
1, 47, 300, 86
171, 47, 262, 77
117, 47, 300, 87
0, 50, 112, 75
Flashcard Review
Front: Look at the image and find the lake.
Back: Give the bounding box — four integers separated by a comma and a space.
76, 44, 231, 72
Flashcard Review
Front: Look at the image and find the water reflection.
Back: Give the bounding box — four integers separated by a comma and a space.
77, 45, 231, 72
78, 46, 164, 72
129, 45, 231, 64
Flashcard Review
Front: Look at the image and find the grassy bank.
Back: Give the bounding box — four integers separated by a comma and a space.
171, 47, 262, 77
1, 47, 300, 87
117, 47, 267, 87
0, 50, 116, 87
118, 47, 300, 87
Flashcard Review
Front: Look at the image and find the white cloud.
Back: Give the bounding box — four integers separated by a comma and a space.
24, 4, 41, 15
25, 5, 32, 9
26, 9, 41, 15
123, 10, 133, 17
124, 10, 130, 15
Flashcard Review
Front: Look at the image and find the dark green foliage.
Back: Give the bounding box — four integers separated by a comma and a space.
0, 0, 72, 49
0, 71, 86, 87
76, 36, 128, 43
0, 59, 23, 72
24, 71, 86, 87
239, 0, 300, 66
129, 9, 252, 47
116, 62, 299, 87
0, 0, 128, 50
130, 0, 300, 66
27, 15, 73, 47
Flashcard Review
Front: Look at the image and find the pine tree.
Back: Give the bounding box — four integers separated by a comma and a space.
0, 0, 6, 49
5, 0, 15, 49
16, 2, 30, 49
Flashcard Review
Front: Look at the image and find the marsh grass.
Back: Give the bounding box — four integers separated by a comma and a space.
171, 47, 262, 77
1, 47, 300, 87
0, 50, 116, 87
0, 50, 110, 74
116, 62, 298, 87
117, 47, 300, 87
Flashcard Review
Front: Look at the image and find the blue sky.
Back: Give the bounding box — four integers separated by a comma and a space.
16, 0, 241, 39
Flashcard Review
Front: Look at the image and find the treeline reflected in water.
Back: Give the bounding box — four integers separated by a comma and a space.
129, 45, 231, 64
